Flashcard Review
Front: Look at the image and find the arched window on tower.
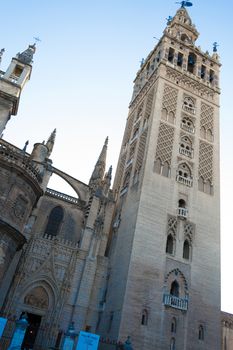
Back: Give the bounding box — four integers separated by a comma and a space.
179, 136, 193, 158
177, 163, 192, 187
183, 97, 195, 114
168, 47, 175, 63
198, 325, 204, 341
166, 234, 174, 255
181, 116, 195, 133
183, 240, 190, 260
162, 161, 170, 177
198, 176, 204, 192
154, 158, 162, 174
45, 206, 64, 236
170, 280, 179, 298
141, 309, 148, 326
187, 52, 197, 74
171, 318, 177, 333
170, 337, 176, 350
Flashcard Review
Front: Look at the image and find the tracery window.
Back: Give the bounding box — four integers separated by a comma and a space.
45, 206, 64, 236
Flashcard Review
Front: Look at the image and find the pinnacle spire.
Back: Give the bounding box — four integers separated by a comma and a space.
46, 128, 56, 156
89, 137, 108, 189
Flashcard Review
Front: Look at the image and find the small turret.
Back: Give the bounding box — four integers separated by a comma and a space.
0, 44, 36, 136
89, 137, 108, 190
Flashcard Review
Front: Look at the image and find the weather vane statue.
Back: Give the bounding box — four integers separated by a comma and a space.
213, 42, 219, 52
176, 1, 193, 8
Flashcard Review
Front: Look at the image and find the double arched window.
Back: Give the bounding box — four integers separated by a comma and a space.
45, 206, 64, 236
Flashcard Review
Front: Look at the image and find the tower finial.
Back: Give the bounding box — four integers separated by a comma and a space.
213, 42, 219, 53
176, 1, 193, 8
46, 128, 56, 156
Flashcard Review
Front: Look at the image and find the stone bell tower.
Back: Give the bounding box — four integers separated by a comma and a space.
0, 44, 35, 136
101, 4, 221, 350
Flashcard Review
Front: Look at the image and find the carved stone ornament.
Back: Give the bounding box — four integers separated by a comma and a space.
13, 195, 28, 219
24, 286, 49, 310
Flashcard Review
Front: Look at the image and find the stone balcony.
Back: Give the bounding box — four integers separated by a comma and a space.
177, 207, 188, 219
176, 174, 192, 187
179, 146, 193, 158
0, 139, 42, 186
180, 122, 195, 134
163, 293, 188, 311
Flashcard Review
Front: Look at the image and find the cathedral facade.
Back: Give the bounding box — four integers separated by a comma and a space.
0, 4, 226, 350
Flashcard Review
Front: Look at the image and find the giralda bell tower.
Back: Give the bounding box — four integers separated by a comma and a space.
101, 3, 221, 350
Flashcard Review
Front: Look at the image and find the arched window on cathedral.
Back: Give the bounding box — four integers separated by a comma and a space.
166, 234, 174, 255
141, 309, 148, 326
198, 325, 204, 341
171, 318, 177, 333
183, 239, 190, 260
170, 280, 179, 298
45, 206, 64, 236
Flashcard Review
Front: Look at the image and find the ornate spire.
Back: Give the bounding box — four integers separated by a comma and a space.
89, 137, 108, 189
17, 44, 36, 65
165, 4, 199, 43
46, 129, 56, 156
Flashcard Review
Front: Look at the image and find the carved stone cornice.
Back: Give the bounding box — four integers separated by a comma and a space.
165, 65, 220, 102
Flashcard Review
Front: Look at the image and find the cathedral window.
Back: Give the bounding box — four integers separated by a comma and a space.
183, 240, 190, 260
198, 325, 204, 341
181, 116, 195, 133
177, 52, 183, 67
168, 48, 175, 63
166, 234, 174, 255
45, 206, 64, 236
141, 309, 148, 326
170, 280, 179, 298
171, 318, 177, 333
187, 52, 196, 74
182, 97, 195, 114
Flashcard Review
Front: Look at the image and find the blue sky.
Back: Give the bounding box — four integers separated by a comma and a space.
1, 1, 233, 312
